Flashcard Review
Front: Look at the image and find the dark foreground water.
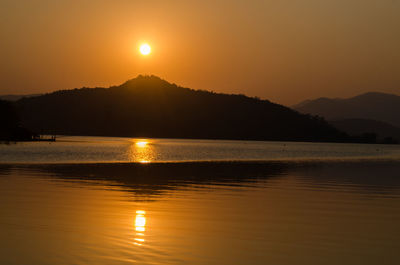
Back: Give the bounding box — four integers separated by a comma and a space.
0, 161, 399, 265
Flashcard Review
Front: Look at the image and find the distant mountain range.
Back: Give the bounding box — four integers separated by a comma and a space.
294, 92, 400, 126
294, 92, 400, 143
0, 94, 42, 101
13, 75, 348, 142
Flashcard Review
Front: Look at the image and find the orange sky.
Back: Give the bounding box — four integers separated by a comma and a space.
1, 0, 399, 105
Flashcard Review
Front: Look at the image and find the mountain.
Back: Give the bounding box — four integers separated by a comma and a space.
330, 119, 400, 144
294, 92, 400, 127
15, 75, 348, 142
0, 94, 42, 101
0, 99, 36, 141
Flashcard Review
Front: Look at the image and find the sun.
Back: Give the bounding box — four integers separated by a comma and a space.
139, 43, 151, 55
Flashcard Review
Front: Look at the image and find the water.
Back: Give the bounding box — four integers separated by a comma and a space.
1, 136, 400, 163
1, 137, 400, 264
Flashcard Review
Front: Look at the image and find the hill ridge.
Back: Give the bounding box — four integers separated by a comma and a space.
15, 75, 348, 142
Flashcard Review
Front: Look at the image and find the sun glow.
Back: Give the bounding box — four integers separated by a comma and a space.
135, 210, 146, 231
134, 210, 147, 246
139, 43, 151, 55
129, 139, 155, 163
135, 216, 146, 228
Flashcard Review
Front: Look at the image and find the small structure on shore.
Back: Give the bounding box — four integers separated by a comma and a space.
33, 134, 56, 142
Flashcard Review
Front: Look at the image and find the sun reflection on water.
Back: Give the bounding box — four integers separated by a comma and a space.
129, 139, 156, 163
135, 141, 148, 148
134, 210, 146, 246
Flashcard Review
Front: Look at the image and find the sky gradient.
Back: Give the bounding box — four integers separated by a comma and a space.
1, 0, 399, 105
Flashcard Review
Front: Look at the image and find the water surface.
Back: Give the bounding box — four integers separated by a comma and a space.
0, 161, 399, 265
1, 137, 400, 264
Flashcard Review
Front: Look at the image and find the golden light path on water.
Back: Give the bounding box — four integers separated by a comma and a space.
129, 139, 155, 163
134, 210, 146, 246
129, 141, 151, 246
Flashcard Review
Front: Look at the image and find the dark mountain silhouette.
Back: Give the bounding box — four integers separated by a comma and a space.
16, 75, 348, 142
0, 99, 36, 141
330, 119, 400, 144
294, 92, 400, 127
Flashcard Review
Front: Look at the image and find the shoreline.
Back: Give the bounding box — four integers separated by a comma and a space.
2, 156, 400, 166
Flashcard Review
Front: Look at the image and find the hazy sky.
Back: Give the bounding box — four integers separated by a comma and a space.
1, 0, 399, 105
